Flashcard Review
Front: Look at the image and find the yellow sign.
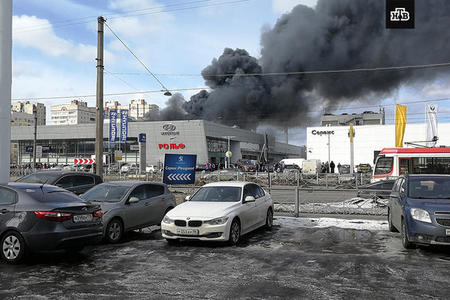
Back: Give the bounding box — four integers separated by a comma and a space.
349, 123, 354, 142
395, 104, 407, 147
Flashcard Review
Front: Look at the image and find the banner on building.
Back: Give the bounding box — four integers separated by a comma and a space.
120, 109, 129, 142
395, 104, 407, 147
426, 104, 438, 147
109, 110, 117, 142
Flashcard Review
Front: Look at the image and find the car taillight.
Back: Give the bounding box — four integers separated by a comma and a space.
93, 209, 103, 218
34, 211, 73, 222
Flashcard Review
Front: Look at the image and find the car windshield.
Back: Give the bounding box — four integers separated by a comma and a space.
408, 177, 450, 199
190, 186, 241, 202
81, 184, 130, 202
17, 173, 59, 184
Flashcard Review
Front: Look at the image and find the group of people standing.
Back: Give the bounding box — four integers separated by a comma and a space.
321, 161, 341, 173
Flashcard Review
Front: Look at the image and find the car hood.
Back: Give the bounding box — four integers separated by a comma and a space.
167, 201, 240, 219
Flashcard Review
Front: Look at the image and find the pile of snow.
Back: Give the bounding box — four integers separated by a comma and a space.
275, 197, 388, 215
274, 216, 388, 231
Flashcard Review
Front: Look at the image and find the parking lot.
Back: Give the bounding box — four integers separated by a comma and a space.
2, 216, 450, 299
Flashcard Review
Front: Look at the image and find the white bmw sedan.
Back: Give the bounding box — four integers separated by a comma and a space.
161, 181, 274, 245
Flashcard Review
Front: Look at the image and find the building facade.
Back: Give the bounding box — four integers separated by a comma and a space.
11, 101, 46, 125
321, 109, 385, 126
50, 100, 96, 125
11, 120, 304, 166
11, 111, 34, 127
104, 99, 159, 120
307, 122, 450, 167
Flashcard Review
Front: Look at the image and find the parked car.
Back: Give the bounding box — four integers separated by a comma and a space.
146, 165, 159, 173
17, 171, 103, 195
161, 181, 274, 245
356, 163, 372, 173
357, 180, 396, 199
121, 163, 138, 173
238, 160, 257, 172
81, 181, 176, 243
388, 175, 450, 249
0, 183, 103, 264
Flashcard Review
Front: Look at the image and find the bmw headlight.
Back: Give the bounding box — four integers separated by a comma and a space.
204, 217, 229, 225
410, 208, 432, 223
162, 216, 174, 224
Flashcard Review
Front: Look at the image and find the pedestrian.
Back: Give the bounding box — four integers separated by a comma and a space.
337, 162, 341, 174
330, 161, 335, 173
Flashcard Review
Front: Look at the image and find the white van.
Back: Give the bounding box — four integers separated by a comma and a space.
302, 159, 321, 174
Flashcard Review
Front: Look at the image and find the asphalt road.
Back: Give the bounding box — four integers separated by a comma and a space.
2, 217, 450, 299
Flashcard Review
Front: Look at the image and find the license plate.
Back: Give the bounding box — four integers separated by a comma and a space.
73, 214, 93, 223
446, 229, 450, 236
176, 229, 199, 236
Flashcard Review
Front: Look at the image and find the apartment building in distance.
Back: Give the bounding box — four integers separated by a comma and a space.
11, 101, 46, 125
320, 109, 385, 126
104, 99, 159, 120
50, 100, 96, 125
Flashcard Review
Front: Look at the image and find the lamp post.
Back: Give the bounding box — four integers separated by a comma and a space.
222, 136, 234, 169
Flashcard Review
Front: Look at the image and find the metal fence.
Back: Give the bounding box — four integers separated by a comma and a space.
10, 169, 387, 217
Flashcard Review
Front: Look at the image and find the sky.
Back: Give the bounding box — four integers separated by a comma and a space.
10, 0, 450, 145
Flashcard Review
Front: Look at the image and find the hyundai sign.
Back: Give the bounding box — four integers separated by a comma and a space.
109, 110, 117, 142
163, 154, 196, 185
120, 109, 129, 142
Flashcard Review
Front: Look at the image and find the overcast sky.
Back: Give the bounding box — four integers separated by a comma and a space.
11, 0, 450, 145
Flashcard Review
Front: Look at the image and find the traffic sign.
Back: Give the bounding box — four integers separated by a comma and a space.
130, 144, 139, 151
114, 150, 123, 161
74, 158, 96, 165
163, 154, 196, 185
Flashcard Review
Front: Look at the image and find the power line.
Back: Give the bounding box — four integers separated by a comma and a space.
108, 61, 450, 78
104, 68, 141, 92
104, 22, 172, 95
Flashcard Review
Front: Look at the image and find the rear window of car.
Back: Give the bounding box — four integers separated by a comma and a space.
17, 173, 60, 184
18, 186, 82, 203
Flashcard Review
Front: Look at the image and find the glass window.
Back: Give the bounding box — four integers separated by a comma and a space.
408, 176, 450, 199
144, 184, 165, 198
253, 184, 265, 198
243, 184, 257, 199
81, 184, 130, 203
0, 187, 16, 205
374, 157, 393, 175
129, 185, 147, 201
55, 176, 77, 188
190, 186, 241, 202
74, 176, 94, 186
411, 157, 450, 175
18, 173, 60, 184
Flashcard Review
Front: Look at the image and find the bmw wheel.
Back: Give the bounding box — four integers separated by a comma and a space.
228, 219, 241, 245
1, 231, 26, 264
106, 219, 123, 243
265, 209, 273, 230
401, 219, 415, 249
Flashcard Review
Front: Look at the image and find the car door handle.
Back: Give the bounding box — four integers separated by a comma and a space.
1, 209, 9, 214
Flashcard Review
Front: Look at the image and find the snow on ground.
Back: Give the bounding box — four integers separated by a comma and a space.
274, 216, 388, 231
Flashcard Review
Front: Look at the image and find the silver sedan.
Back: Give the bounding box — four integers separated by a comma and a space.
81, 181, 176, 243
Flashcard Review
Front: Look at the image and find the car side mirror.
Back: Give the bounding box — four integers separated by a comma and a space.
185, 195, 191, 201
244, 196, 255, 203
129, 197, 140, 204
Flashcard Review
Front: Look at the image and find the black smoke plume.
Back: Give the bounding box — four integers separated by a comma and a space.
159, 0, 450, 128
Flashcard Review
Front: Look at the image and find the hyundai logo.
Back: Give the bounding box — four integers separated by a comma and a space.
163, 124, 176, 131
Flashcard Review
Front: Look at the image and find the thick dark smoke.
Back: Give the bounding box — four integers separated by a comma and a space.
156, 0, 450, 128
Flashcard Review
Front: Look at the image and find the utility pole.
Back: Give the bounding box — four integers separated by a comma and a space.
32, 106, 37, 171
0, 0, 11, 184
95, 16, 105, 177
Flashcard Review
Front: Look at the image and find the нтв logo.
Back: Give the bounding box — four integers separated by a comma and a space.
386, 0, 414, 29
179, 156, 183, 162
390, 8, 409, 21
163, 124, 176, 131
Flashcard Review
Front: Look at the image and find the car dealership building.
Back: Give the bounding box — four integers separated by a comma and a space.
307, 122, 450, 166
11, 120, 305, 166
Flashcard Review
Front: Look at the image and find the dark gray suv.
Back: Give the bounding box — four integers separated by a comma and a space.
17, 171, 102, 195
